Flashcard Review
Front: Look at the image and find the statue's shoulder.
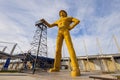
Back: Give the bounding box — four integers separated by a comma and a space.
66, 16, 73, 21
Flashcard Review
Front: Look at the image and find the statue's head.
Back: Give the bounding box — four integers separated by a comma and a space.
59, 10, 67, 17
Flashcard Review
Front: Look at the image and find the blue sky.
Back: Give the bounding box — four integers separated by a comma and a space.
0, 0, 120, 58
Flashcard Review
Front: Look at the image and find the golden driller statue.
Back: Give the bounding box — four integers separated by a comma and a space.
41, 10, 80, 77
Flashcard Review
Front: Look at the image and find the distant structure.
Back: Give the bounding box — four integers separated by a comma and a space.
0, 28, 53, 72
0, 42, 17, 70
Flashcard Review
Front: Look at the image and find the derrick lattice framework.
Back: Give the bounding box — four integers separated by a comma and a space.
31, 21, 47, 57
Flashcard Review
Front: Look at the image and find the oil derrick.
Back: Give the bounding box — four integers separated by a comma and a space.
31, 21, 47, 57
30, 20, 47, 74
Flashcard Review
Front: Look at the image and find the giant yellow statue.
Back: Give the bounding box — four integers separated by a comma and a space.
41, 10, 80, 77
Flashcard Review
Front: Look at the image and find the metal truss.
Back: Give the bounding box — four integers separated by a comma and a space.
30, 20, 47, 74
30, 21, 47, 57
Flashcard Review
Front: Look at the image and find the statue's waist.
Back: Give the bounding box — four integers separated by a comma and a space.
58, 26, 69, 29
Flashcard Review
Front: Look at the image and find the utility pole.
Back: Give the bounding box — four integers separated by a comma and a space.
112, 34, 119, 71
113, 35, 120, 52
2, 46, 7, 52
96, 38, 106, 72
96, 38, 103, 56
10, 43, 17, 55
83, 39, 91, 71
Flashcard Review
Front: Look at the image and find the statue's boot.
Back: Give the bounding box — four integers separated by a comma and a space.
49, 67, 60, 72
71, 67, 80, 77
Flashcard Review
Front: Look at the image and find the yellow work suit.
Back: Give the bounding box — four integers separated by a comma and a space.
49, 17, 80, 76
41, 12, 80, 77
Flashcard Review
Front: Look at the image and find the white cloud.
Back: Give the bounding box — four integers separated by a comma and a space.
93, 12, 120, 36
0, 12, 31, 53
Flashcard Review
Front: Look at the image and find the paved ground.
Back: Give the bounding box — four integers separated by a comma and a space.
0, 70, 119, 80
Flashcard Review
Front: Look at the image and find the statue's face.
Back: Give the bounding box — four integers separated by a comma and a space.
59, 11, 67, 17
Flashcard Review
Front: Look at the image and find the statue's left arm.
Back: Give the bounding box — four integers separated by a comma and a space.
69, 17, 80, 30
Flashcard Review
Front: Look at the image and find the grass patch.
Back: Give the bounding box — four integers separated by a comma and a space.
0, 70, 19, 73
102, 71, 115, 74
116, 76, 120, 79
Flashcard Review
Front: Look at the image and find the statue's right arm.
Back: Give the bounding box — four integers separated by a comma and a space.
40, 19, 57, 28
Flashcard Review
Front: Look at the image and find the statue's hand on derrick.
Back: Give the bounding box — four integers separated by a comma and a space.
40, 19, 46, 23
